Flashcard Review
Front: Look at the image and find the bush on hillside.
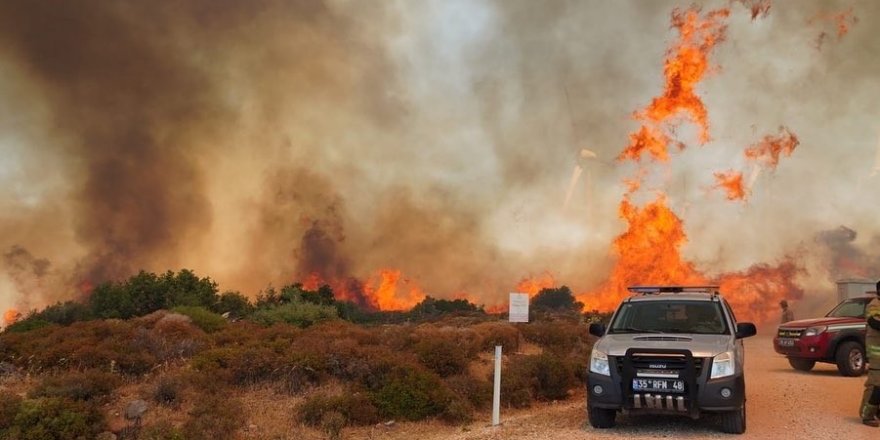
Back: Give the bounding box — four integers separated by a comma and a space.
249, 301, 337, 328
182, 393, 245, 440
298, 392, 379, 427
1, 397, 105, 439
531, 286, 583, 313
171, 306, 227, 333
30, 370, 121, 402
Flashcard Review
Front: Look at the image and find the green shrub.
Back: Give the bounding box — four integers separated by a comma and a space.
3, 316, 52, 333
369, 367, 454, 421
445, 374, 492, 409
171, 306, 227, 333
412, 332, 471, 377
499, 357, 536, 408
141, 421, 186, 440
182, 394, 245, 440
440, 396, 474, 424
212, 291, 254, 318
5, 397, 104, 439
520, 322, 580, 355
249, 302, 338, 328
298, 392, 379, 427
30, 370, 121, 402
532, 353, 576, 400
531, 286, 583, 313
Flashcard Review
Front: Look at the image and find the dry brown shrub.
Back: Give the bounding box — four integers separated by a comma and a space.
471, 321, 521, 352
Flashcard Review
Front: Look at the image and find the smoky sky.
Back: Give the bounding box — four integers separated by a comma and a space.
1, 0, 879, 313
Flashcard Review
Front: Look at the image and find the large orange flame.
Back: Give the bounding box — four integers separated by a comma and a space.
618, 7, 729, 162
362, 269, 426, 312
515, 272, 557, 297
579, 5, 802, 323
3, 309, 21, 327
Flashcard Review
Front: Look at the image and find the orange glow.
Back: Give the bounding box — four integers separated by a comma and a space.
744, 127, 799, 169
515, 272, 557, 296
3, 309, 21, 327
618, 7, 730, 162
713, 170, 747, 201
363, 269, 425, 311
301, 272, 323, 291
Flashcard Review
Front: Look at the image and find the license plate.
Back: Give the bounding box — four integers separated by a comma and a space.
632, 379, 685, 393
778, 338, 796, 347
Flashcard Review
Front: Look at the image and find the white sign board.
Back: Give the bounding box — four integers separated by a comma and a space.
508, 292, 529, 323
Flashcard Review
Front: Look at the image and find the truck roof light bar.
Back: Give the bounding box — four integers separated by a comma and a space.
627, 286, 721, 295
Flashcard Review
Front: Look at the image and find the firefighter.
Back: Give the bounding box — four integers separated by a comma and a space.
860, 280, 880, 427
779, 300, 794, 324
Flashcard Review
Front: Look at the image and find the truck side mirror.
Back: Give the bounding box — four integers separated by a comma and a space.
735, 322, 757, 339
589, 323, 606, 337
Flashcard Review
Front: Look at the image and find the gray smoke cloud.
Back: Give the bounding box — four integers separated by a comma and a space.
0, 0, 878, 314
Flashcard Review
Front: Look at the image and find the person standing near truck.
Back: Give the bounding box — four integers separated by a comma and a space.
780, 300, 794, 324
860, 281, 880, 427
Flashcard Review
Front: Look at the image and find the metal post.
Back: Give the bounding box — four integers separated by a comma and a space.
492, 345, 501, 426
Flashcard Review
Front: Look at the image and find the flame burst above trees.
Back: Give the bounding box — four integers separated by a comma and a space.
579, 5, 803, 322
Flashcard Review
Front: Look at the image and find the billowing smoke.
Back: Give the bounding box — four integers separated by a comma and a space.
815, 226, 880, 281
1, 1, 879, 316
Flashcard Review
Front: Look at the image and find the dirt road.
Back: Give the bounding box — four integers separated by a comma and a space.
351, 336, 876, 439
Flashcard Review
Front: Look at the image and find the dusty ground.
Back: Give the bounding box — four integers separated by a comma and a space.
347, 336, 877, 440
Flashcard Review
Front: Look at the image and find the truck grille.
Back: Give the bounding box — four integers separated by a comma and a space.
614, 354, 704, 376
777, 328, 803, 338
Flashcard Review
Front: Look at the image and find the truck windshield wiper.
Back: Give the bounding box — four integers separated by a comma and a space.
614, 327, 664, 334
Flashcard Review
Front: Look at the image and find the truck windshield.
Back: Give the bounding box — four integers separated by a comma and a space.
826, 299, 867, 318
609, 300, 729, 335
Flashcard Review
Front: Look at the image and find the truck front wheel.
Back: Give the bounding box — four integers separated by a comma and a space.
835, 341, 866, 377
720, 405, 746, 434
788, 358, 815, 372
587, 404, 616, 429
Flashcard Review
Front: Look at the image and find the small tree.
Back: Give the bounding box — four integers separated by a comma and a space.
531, 286, 583, 313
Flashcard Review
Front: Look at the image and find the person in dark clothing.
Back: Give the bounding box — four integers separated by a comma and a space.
860, 280, 880, 427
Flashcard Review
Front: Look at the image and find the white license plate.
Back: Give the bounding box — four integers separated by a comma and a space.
632, 379, 685, 393
778, 338, 796, 347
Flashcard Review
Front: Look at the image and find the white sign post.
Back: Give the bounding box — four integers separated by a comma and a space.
492, 345, 502, 426
508, 292, 529, 323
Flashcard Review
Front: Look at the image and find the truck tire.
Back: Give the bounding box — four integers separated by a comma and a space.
588, 404, 616, 429
720, 405, 746, 434
788, 358, 815, 372
835, 341, 866, 377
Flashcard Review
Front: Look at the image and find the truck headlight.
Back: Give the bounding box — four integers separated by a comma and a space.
710, 351, 735, 379
803, 326, 827, 337
590, 349, 610, 376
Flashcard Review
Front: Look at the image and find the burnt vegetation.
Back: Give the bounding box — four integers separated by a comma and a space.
0, 270, 597, 438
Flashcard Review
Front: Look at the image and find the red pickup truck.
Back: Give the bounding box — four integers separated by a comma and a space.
773, 296, 873, 376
